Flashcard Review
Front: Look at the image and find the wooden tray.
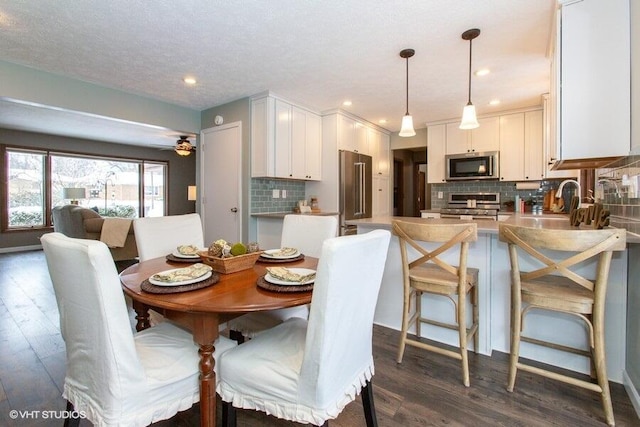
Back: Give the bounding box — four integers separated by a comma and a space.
256, 275, 314, 293
141, 273, 220, 294
198, 250, 262, 274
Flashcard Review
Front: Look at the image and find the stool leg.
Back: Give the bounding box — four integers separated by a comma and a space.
507, 291, 521, 392
458, 291, 470, 387
593, 313, 615, 426
472, 283, 479, 354
396, 287, 412, 363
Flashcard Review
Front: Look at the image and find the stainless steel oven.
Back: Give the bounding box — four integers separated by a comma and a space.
446, 151, 499, 181
440, 192, 500, 220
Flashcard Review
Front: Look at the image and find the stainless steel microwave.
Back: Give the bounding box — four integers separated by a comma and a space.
445, 151, 499, 181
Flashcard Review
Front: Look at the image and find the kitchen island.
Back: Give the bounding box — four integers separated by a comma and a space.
347, 214, 631, 383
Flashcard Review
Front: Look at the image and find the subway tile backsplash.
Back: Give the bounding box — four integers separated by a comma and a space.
251, 178, 306, 213
597, 155, 640, 235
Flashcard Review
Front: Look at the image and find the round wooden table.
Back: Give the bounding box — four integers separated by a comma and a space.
119, 255, 316, 427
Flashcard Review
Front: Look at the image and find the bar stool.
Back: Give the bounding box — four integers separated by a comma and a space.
499, 224, 626, 426
392, 220, 479, 387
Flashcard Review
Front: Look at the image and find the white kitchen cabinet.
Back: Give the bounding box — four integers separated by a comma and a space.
551, 0, 630, 166
251, 95, 322, 180
446, 116, 500, 154
499, 113, 525, 182
338, 115, 369, 154
373, 175, 390, 217
369, 127, 390, 177
427, 124, 446, 183
524, 110, 544, 181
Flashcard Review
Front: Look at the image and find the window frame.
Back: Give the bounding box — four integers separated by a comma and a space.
1, 144, 168, 232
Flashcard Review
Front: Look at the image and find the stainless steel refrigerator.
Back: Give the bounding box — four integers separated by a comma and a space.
339, 150, 372, 235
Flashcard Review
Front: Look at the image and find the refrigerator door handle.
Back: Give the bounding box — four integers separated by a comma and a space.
355, 162, 365, 215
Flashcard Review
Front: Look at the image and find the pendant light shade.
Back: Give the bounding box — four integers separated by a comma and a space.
459, 28, 480, 130
399, 48, 416, 137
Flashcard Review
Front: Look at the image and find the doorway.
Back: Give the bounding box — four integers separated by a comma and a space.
393, 148, 427, 217
414, 163, 427, 217
393, 159, 404, 216
200, 122, 242, 245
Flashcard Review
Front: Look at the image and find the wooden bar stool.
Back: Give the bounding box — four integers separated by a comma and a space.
392, 220, 479, 387
499, 224, 626, 426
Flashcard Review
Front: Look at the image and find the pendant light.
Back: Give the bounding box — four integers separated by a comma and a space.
399, 48, 416, 137
459, 28, 480, 130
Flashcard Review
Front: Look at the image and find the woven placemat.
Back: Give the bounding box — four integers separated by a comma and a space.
257, 253, 305, 263
256, 275, 314, 293
166, 254, 202, 263
141, 273, 220, 294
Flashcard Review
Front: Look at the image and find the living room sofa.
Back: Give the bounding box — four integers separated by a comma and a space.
51, 205, 138, 261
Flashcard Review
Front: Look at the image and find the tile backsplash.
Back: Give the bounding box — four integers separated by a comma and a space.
597, 155, 640, 235
251, 178, 306, 213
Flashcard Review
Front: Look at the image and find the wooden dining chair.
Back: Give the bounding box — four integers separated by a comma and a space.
498, 224, 626, 427
227, 214, 338, 342
217, 230, 391, 427
40, 232, 236, 426
392, 219, 479, 387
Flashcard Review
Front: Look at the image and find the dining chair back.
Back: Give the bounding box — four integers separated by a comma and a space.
217, 229, 391, 426
227, 214, 338, 341
41, 232, 235, 426
133, 213, 204, 261
392, 219, 479, 387
499, 224, 626, 426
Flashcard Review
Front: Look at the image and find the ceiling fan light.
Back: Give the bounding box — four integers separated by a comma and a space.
175, 137, 194, 156
399, 114, 416, 137
459, 103, 479, 129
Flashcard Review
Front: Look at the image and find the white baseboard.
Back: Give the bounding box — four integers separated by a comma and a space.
0, 245, 42, 254
623, 370, 640, 419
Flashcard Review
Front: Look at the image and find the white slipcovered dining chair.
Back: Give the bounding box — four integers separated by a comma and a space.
227, 214, 338, 342
41, 232, 236, 426
133, 213, 205, 262
217, 229, 391, 427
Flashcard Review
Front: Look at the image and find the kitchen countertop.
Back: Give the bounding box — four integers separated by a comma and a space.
252, 211, 339, 219
347, 213, 640, 244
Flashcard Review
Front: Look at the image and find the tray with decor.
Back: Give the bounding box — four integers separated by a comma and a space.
198, 239, 262, 274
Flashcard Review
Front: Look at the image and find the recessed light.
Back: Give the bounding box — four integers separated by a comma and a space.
379, 119, 387, 124
489, 99, 501, 106
183, 77, 197, 85
342, 100, 352, 107
475, 68, 490, 76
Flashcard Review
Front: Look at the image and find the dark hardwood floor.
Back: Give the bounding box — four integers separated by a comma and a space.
0, 250, 638, 426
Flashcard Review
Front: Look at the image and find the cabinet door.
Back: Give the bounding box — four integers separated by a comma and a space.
472, 116, 500, 152
427, 124, 446, 183
561, 0, 630, 159
251, 97, 275, 177
274, 99, 292, 178
290, 106, 306, 179
499, 113, 525, 182
524, 110, 544, 181
445, 122, 470, 154
378, 133, 390, 176
305, 112, 322, 180
338, 115, 356, 152
355, 121, 369, 154
373, 175, 390, 217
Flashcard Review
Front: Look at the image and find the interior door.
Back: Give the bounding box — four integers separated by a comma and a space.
200, 122, 242, 245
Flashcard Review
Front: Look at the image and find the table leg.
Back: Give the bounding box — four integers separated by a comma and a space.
132, 300, 151, 331
193, 313, 220, 427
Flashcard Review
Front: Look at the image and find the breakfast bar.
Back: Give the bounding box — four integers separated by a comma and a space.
347, 214, 632, 383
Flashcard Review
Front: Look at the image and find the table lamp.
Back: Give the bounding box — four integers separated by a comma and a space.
63, 187, 86, 205
188, 186, 197, 201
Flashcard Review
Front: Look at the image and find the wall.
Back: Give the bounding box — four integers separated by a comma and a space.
0, 128, 196, 252
200, 98, 251, 241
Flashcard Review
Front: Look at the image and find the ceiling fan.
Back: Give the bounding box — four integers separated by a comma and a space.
174, 135, 195, 156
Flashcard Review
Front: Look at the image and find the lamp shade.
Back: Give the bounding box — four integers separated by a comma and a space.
459, 104, 479, 130
63, 187, 86, 200
399, 115, 416, 137
188, 186, 197, 201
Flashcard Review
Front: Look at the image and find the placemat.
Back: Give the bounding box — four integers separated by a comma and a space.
257, 253, 305, 263
166, 254, 202, 263
141, 273, 220, 294
256, 275, 314, 293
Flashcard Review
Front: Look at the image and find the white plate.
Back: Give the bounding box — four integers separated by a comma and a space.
171, 251, 201, 259
264, 268, 315, 286
261, 248, 300, 259
149, 270, 212, 287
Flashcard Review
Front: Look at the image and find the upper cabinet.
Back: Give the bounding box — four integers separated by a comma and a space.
427, 124, 446, 183
499, 110, 545, 182
338, 115, 370, 155
549, 0, 630, 168
445, 116, 500, 154
251, 94, 322, 180
369, 128, 390, 177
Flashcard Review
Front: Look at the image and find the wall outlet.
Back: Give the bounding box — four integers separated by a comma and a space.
272, 189, 280, 198
437, 191, 444, 199
281, 189, 287, 198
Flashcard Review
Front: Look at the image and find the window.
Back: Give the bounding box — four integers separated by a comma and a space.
3, 147, 167, 230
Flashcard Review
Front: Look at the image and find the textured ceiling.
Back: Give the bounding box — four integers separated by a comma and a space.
0, 0, 555, 147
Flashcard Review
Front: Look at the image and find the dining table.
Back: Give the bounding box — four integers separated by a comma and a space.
119, 254, 317, 427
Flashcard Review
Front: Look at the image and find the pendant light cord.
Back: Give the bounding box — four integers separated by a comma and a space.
467, 37, 473, 105
405, 55, 410, 115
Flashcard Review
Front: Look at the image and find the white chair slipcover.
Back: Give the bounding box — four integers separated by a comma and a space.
217, 229, 391, 426
41, 232, 235, 426
133, 213, 205, 261
227, 214, 338, 339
